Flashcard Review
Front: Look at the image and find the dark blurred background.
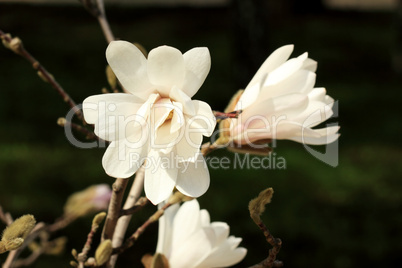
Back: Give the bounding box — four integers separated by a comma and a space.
0, 0, 401, 267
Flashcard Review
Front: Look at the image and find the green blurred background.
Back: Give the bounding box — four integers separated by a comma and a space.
0, 1, 401, 267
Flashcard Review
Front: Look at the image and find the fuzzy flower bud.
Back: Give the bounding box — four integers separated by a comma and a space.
95, 239, 113, 266
0, 214, 36, 253
64, 184, 112, 218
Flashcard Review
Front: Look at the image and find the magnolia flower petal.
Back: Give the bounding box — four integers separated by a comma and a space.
171, 101, 185, 133
187, 100, 216, 137
156, 203, 180, 257
293, 100, 334, 128
264, 55, 306, 87
154, 120, 181, 151
290, 131, 340, 145
83, 93, 144, 141
176, 154, 210, 198
259, 70, 316, 100
152, 98, 174, 130
169, 228, 214, 268
302, 58, 318, 72
197, 237, 247, 268
236, 81, 261, 110
182, 47, 211, 98
147, 46, 185, 96
102, 139, 147, 178
176, 133, 203, 162
245, 45, 294, 90
170, 86, 196, 116
171, 200, 201, 249
240, 93, 308, 124
106, 41, 152, 98
210, 222, 230, 246
144, 150, 178, 204
199, 209, 211, 227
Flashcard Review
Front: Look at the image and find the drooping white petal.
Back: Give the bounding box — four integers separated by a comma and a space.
106, 41, 153, 99
182, 47, 211, 98
176, 154, 210, 198
245, 45, 294, 90
147, 46, 185, 96
144, 150, 178, 205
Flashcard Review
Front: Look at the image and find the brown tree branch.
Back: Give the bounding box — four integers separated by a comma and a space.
112, 202, 172, 256
79, 0, 115, 43
108, 166, 145, 267
101, 179, 129, 242
0, 30, 83, 122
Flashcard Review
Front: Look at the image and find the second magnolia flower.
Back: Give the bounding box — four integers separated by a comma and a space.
83, 41, 216, 205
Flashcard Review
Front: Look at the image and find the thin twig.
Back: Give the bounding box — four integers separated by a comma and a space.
57, 117, 102, 142
108, 166, 145, 267
0, 30, 83, 122
119, 197, 148, 217
79, 0, 115, 43
77, 220, 101, 267
112, 202, 172, 255
248, 189, 282, 268
11, 247, 45, 268
101, 179, 129, 242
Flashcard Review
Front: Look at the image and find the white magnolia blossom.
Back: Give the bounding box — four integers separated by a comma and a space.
156, 199, 247, 268
83, 41, 216, 204
227, 45, 339, 146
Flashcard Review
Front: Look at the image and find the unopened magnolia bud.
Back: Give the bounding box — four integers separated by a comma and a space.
57, 117, 66, 127
71, 248, 78, 259
2, 35, 23, 55
2, 215, 36, 243
92, 212, 107, 228
37, 70, 54, 83
106, 65, 117, 90
249, 188, 274, 223
70, 260, 78, 267
95, 239, 112, 266
4, 238, 24, 251
64, 184, 112, 218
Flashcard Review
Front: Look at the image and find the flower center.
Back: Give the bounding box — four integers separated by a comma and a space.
166, 110, 174, 121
